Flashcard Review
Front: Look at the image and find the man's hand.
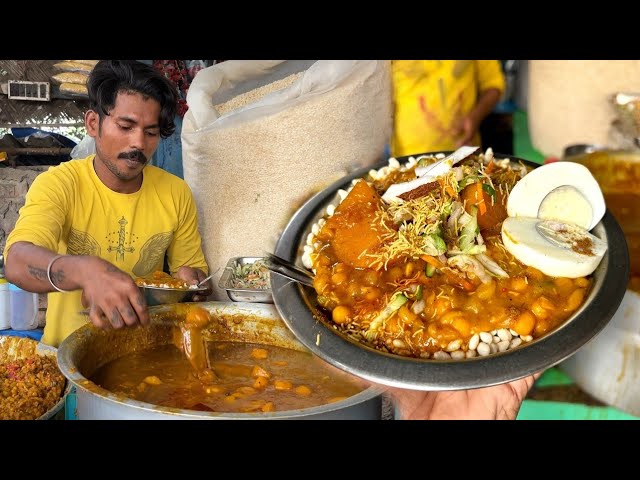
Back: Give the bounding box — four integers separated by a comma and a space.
81, 257, 149, 330
453, 114, 480, 148
386, 372, 542, 420
453, 87, 502, 148
175, 266, 212, 302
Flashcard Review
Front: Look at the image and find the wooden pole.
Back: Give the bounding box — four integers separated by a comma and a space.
1, 147, 72, 156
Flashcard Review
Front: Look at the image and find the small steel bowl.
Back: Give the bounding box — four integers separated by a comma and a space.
139, 285, 207, 306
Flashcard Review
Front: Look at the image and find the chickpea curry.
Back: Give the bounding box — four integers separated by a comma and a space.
90, 341, 366, 413
307, 151, 601, 359
89, 305, 366, 413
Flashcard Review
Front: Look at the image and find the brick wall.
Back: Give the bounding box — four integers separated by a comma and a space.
1, 165, 50, 326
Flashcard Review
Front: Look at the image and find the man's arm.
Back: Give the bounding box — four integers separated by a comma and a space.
5, 241, 89, 293
166, 182, 212, 300
4, 166, 150, 330
454, 87, 502, 148
454, 59, 505, 148
5, 242, 150, 329
470, 87, 503, 128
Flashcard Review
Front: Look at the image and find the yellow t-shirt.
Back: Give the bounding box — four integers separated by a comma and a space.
391, 60, 505, 157
4, 155, 208, 347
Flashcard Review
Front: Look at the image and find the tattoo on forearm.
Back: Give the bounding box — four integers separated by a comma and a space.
28, 265, 48, 281
106, 264, 118, 273
27, 264, 65, 287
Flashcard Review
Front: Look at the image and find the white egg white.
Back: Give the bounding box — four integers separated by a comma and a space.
501, 217, 608, 278
507, 162, 606, 231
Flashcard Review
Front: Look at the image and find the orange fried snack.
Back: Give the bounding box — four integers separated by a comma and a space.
317, 180, 388, 268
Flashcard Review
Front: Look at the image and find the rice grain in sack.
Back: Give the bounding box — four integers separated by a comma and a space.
528, 60, 640, 157
182, 60, 392, 299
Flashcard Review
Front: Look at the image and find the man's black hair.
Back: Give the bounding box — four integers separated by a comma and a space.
87, 60, 178, 138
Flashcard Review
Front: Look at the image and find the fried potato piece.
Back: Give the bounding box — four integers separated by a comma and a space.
318, 180, 387, 268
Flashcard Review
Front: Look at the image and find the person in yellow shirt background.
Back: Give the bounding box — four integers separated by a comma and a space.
391, 60, 506, 157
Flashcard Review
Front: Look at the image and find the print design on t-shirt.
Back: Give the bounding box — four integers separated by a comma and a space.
107, 216, 138, 262
132, 231, 174, 277
67, 228, 101, 256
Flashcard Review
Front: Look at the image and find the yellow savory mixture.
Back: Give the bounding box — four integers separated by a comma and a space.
309, 153, 596, 359
0, 355, 66, 420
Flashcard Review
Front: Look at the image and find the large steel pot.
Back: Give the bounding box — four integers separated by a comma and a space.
57, 301, 382, 420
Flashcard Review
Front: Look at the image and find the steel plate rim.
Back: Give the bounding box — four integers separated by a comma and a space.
140, 285, 208, 292
271, 152, 630, 390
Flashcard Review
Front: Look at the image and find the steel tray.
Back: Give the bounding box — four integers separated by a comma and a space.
218, 256, 273, 303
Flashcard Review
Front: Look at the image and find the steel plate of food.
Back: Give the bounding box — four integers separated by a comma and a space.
0, 336, 69, 420
135, 271, 208, 306
271, 147, 630, 390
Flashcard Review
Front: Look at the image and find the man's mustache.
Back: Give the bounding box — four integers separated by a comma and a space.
118, 150, 148, 163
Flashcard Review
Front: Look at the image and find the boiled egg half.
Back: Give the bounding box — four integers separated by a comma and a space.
501, 217, 607, 278
506, 161, 606, 231
501, 161, 608, 277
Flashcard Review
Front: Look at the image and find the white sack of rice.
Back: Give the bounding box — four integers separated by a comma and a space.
182, 60, 392, 299
528, 60, 640, 157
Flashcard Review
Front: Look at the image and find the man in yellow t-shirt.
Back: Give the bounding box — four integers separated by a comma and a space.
391, 60, 505, 157
3, 60, 211, 347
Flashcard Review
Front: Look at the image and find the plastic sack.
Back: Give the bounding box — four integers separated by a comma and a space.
51, 71, 89, 85
63, 60, 99, 67
59, 82, 88, 96
53, 61, 94, 74
182, 60, 392, 299
561, 289, 640, 417
70, 135, 95, 159
609, 92, 640, 150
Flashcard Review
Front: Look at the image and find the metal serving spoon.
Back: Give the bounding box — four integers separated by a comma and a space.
264, 252, 315, 287
195, 267, 220, 288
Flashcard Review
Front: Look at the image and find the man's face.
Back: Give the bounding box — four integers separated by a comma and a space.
86, 91, 162, 185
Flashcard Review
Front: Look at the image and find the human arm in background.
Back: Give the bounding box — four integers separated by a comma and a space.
454, 60, 506, 148
166, 182, 212, 302
385, 372, 542, 420
3, 170, 149, 330
454, 87, 503, 147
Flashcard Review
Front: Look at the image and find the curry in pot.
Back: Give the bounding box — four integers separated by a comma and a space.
90, 340, 366, 413
89, 305, 367, 413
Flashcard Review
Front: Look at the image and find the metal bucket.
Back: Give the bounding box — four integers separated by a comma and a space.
57, 302, 383, 420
